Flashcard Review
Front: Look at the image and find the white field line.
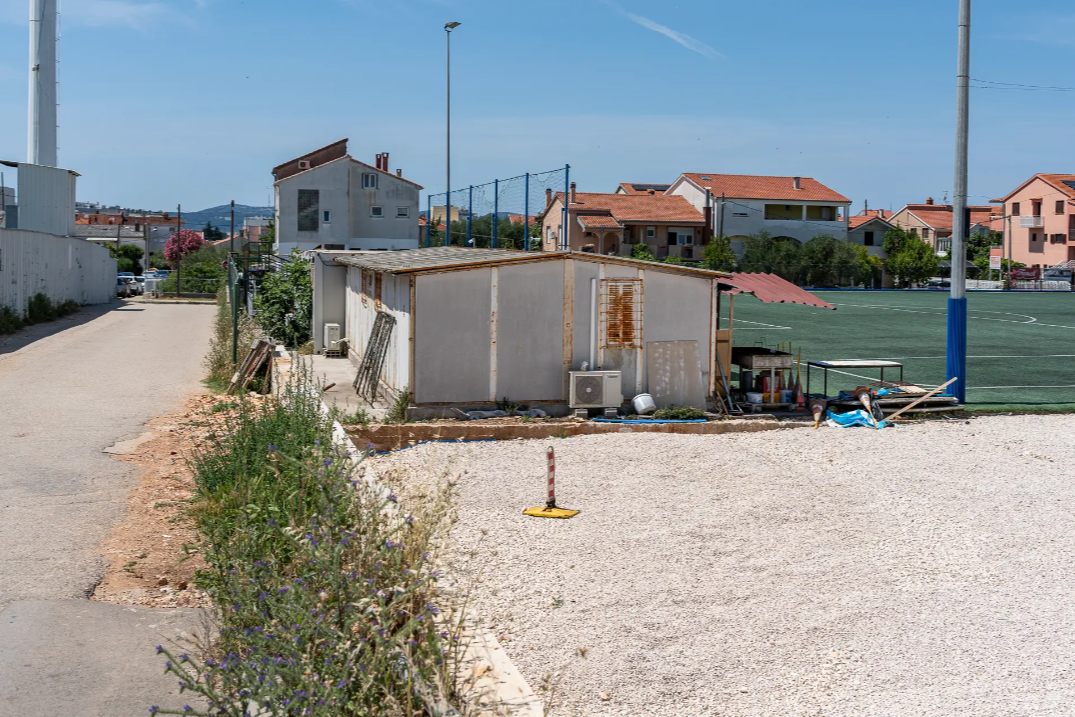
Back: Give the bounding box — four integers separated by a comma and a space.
966, 385, 1075, 391
827, 302, 1075, 331
875, 355, 1075, 361
720, 319, 792, 330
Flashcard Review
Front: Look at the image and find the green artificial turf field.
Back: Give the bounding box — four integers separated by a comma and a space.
725, 291, 1075, 412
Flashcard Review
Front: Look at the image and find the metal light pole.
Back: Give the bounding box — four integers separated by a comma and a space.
948, 0, 971, 404
445, 21, 461, 245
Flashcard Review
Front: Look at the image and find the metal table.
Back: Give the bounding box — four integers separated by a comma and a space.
806, 360, 904, 398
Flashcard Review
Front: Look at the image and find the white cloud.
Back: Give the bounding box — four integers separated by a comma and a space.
599, 0, 722, 60
623, 11, 722, 59
1015, 13, 1075, 48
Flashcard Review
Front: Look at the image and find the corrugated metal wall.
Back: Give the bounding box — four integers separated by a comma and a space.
16, 164, 77, 237
0, 229, 116, 312
346, 267, 410, 397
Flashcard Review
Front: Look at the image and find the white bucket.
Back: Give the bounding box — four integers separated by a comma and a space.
746, 392, 764, 404
632, 393, 657, 415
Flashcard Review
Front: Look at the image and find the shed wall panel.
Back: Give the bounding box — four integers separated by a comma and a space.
571, 261, 601, 370
495, 261, 565, 402
0, 229, 114, 311
643, 270, 713, 394
414, 269, 491, 403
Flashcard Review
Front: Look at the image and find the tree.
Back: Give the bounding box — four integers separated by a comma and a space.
702, 235, 737, 272
883, 228, 940, 287
202, 222, 226, 244
260, 220, 276, 253
799, 235, 871, 287
148, 249, 168, 270
108, 244, 144, 275
738, 232, 803, 282
254, 250, 313, 348
164, 229, 206, 264
158, 245, 227, 293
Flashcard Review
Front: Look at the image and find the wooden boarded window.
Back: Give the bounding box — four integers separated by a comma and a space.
601, 278, 643, 349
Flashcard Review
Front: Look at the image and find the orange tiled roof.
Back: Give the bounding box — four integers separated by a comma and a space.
556, 192, 704, 224
577, 213, 624, 230
992, 173, 1075, 203
904, 204, 995, 231
681, 173, 850, 203
507, 214, 538, 225
617, 182, 672, 195
848, 209, 895, 229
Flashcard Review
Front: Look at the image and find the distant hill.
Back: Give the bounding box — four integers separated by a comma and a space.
182, 204, 273, 231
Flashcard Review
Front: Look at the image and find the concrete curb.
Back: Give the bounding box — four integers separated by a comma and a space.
348, 416, 807, 452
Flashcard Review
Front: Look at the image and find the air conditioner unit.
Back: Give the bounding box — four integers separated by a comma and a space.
323, 323, 342, 352
298, 160, 312, 170
569, 371, 623, 409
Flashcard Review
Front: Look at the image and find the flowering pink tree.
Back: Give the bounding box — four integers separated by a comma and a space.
164, 230, 206, 265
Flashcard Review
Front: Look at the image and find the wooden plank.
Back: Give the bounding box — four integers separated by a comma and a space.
884, 378, 959, 422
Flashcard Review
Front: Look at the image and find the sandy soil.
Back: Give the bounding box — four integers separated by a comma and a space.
376, 415, 1075, 717
92, 394, 261, 609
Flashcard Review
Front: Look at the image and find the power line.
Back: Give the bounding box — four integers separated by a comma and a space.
970, 78, 1075, 92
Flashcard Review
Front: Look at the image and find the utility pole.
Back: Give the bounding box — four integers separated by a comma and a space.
948, 0, 971, 404
718, 193, 726, 243
176, 203, 182, 298
230, 199, 235, 254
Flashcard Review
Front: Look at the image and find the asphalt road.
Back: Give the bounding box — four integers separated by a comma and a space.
0, 300, 215, 716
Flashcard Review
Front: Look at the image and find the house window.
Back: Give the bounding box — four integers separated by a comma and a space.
806, 206, 836, 221
667, 228, 694, 246
864, 231, 875, 246
910, 228, 919, 236
362, 173, 378, 190
646, 226, 656, 239
322, 210, 331, 224
1012, 202, 1021, 216
396, 207, 410, 219
371, 206, 384, 218
922, 228, 930, 239
600, 278, 643, 349
1057, 201, 1066, 215
764, 204, 803, 220
297, 189, 319, 232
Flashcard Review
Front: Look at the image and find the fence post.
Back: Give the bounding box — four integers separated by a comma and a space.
562, 165, 570, 251
467, 186, 473, 247
493, 178, 499, 249
524, 173, 530, 251
231, 256, 239, 364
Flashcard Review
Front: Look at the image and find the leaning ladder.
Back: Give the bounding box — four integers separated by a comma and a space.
353, 312, 397, 404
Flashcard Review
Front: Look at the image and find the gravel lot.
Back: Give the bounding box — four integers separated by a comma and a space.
377, 415, 1075, 716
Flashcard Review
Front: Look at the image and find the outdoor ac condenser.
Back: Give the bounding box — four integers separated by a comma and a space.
323, 323, 342, 352
568, 370, 623, 409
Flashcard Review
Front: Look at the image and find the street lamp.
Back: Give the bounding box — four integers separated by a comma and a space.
445, 21, 461, 244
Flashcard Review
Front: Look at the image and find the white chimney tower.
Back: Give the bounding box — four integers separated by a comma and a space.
28, 0, 58, 167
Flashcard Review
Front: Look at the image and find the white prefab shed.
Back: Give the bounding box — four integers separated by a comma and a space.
332, 248, 735, 414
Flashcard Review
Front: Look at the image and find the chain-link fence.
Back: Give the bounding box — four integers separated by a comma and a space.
425, 166, 569, 250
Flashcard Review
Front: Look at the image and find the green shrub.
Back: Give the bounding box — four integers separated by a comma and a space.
0, 305, 23, 334
254, 250, 312, 348
204, 288, 260, 389
631, 243, 656, 262
155, 361, 457, 716
385, 387, 410, 424
652, 405, 707, 420
26, 293, 56, 323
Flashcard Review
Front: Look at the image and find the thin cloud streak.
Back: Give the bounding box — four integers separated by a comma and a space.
623, 11, 722, 59
598, 0, 722, 59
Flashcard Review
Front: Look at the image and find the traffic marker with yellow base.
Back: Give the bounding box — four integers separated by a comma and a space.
524, 446, 579, 519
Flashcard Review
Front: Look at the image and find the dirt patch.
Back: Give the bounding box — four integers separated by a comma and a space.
92, 394, 256, 609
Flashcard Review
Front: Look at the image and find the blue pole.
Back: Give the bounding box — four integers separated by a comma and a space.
562, 164, 570, 250
947, 298, 967, 403
467, 186, 473, 247
426, 195, 432, 247
493, 179, 499, 249
524, 173, 530, 251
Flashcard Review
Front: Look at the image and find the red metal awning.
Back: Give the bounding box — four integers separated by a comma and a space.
722, 273, 835, 310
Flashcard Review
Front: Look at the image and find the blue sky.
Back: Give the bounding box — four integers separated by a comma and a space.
0, 0, 1072, 212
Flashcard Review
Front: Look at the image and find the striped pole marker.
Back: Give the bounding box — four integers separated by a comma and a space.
546, 446, 556, 508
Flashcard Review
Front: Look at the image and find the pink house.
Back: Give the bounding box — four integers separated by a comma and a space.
992, 174, 1075, 268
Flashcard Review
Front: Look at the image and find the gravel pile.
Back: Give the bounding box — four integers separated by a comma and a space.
376, 416, 1075, 716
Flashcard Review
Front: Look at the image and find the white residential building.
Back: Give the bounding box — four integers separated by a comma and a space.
666, 173, 851, 257
272, 139, 423, 255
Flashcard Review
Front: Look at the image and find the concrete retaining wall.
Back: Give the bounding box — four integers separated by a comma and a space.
0, 228, 116, 312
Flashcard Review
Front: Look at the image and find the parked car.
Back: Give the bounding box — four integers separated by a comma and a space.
116, 277, 133, 298
134, 276, 147, 294
927, 279, 951, 290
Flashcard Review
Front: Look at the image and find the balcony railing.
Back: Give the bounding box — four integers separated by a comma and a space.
1020, 216, 1044, 228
